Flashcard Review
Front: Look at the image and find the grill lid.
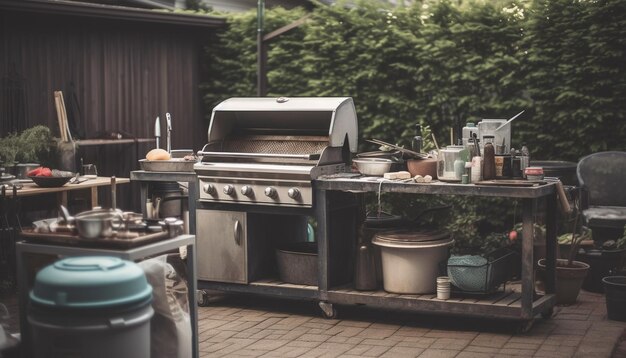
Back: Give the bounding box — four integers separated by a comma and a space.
206, 97, 358, 154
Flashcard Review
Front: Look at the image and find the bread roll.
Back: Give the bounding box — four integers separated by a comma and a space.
146, 148, 171, 161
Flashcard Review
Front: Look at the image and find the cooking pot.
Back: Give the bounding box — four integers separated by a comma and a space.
74, 209, 123, 239
151, 182, 187, 218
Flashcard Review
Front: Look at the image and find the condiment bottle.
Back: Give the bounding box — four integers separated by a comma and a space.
411, 124, 422, 153
470, 156, 482, 183
482, 136, 496, 180
521, 145, 530, 177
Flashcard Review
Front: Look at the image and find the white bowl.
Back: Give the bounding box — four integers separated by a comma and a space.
353, 158, 392, 176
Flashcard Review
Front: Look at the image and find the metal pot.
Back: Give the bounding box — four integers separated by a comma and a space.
74, 209, 123, 239
151, 182, 186, 218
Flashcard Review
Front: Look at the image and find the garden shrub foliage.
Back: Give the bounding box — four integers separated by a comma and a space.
201, 0, 625, 251
202, 0, 625, 161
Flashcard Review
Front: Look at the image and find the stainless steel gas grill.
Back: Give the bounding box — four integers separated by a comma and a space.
194, 97, 359, 287
194, 97, 358, 207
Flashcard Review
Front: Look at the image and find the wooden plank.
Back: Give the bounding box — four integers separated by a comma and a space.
53, 91, 67, 142
314, 179, 557, 199
492, 292, 521, 306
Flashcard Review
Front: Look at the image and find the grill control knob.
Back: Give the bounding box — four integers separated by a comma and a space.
203, 183, 216, 195
287, 188, 300, 199
240, 185, 253, 197
223, 185, 235, 196
264, 187, 277, 198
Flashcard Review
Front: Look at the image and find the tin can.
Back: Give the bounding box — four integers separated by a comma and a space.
495, 155, 512, 179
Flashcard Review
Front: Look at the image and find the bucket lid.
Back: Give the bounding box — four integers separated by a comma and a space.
372, 230, 453, 248
30, 256, 152, 309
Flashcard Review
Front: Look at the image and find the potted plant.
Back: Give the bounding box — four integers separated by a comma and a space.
0, 126, 53, 177
538, 203, 590, 305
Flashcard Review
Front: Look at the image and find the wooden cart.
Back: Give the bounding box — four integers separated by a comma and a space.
197, 179, 558, 332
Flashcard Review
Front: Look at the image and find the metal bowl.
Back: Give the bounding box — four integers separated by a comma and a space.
353, 158, 392, 176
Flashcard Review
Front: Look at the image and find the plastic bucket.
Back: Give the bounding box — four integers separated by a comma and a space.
373, 230, 453, 294
28, 256, 153, 358
602, 276, 626, 322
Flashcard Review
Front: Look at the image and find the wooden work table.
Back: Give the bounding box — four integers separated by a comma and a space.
6, 176, 130, 207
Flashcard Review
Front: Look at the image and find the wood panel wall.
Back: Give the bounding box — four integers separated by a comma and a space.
0, 10, 214, 211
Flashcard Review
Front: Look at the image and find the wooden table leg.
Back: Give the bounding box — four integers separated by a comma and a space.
521, 198, 535, 320
90, 187, 98, 207
57, 191, 68, 207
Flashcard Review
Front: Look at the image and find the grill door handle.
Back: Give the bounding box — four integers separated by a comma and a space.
234, 220, 242, 246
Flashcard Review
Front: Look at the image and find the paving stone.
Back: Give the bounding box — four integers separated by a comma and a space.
470, 334, 509, 348
284, 340, 321, 348
344, 344, 376, 356
430, 338, 471, 350
362, 345, 393, 357
464, 346, 500, 354
361, 338, 402, 347
498, 348, 536, 356
501, 341, 541, 350
245, 339, 289, 351
455, 352, 494, 358
296, 333, 332, 343
417, 348, 461, 357
380, 346, 424, 357
356, 328, 400, 340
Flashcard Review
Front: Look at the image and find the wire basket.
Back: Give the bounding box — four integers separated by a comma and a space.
447, 247, 518, 294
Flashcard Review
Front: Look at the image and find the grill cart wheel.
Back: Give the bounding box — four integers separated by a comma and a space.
319, 301, 337, 319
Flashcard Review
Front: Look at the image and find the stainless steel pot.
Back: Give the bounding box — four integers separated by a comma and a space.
74, 209, 123, 239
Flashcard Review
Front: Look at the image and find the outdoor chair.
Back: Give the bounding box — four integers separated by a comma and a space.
576, 151, 626, 242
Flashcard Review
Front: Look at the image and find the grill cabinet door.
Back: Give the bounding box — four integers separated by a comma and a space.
196, 210, 247, 283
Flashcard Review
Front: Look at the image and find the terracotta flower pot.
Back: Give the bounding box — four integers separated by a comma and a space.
407, 158, 438, 178
537, 258, 589, 305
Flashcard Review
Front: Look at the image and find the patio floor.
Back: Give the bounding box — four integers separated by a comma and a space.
196, 286, 626, 358
2, 285, 625, 357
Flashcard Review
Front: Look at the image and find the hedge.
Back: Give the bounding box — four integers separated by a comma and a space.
200, 0, 625, 251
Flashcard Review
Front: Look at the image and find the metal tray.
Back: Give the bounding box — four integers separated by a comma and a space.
21, 229, 169, 249
139, 159, 196, 172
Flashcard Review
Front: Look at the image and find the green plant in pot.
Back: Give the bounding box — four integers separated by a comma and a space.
538, 201, 590, 305
0, 126, 54, 177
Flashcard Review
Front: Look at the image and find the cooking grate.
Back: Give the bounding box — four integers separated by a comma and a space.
222, 135, 328, 155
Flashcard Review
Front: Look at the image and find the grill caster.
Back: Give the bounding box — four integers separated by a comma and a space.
197, 289, 226, 307
318, 301, 337, 319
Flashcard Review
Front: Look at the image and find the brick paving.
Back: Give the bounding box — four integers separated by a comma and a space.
196, 289, 626, 358
2, 286, 625, 357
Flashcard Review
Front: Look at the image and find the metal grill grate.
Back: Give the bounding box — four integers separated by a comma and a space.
222, 136, 327, 155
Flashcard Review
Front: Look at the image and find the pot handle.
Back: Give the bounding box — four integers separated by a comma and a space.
111, 211, 125, 231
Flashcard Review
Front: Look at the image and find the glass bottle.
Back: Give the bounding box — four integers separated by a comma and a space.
411, 124, 422, 153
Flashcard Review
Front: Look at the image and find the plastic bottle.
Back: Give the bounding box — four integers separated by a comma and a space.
483, 139, 496, 180
470, 156, 482, 183
462, 122, 476, 146
411, 124, 422, 153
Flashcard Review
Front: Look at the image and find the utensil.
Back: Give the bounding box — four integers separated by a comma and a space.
154, 116, 161, 149
166, 112, 172, 153
367, 139, 428, 159
495, 110, 525, 131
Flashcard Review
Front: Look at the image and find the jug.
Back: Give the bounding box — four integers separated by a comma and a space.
437, 146, 469, 182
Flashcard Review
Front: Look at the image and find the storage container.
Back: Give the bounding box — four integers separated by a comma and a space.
28, 256, 153, 358
372, 230, 453, 294
447, 248, 518, 294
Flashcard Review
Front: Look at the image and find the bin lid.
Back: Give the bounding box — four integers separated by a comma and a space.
30, 256, 152, 309
372, 230, 453, 248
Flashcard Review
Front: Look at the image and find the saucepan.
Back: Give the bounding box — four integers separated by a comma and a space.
60, 206, 124, 239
